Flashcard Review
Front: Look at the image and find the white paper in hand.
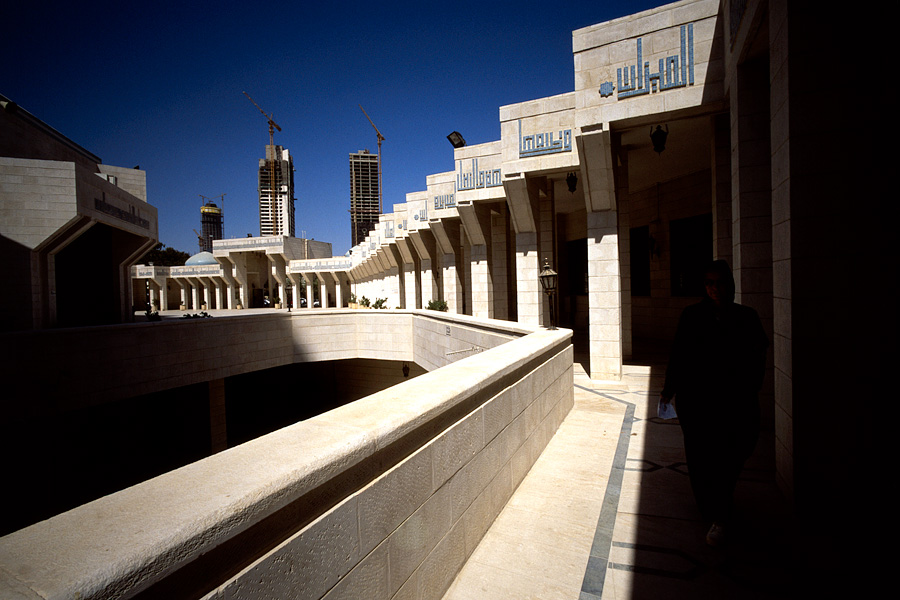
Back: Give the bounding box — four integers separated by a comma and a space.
658, 399, 677, 420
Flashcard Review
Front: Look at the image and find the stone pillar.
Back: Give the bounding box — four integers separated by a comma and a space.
712, 113, 733, 264
504, 174, 544, 326
178, 281, 188, 309
157, 278, 169, 311
396, 238, 418, 309
409, 230, 439, 307
731, 55, 774, 434
330, 272, 344, 308
269, 254, 287, 307
388, 246, 407, 309
459, 202, 493, 319
147, 281, 160, 311
228, 253, 249, 309
215, 279, 226, 310
491, 208, 510, 321
587, 209, 623, 381
209, 378, 227, 453
303, 274, 314, 308
430, 219, 462, 313
377, 248, 400, 308
318, 274, 328, 308
202, 277, 215, 309
515, 232, 541, 326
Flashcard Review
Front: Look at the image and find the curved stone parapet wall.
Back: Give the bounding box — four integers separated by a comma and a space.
0, 312, 573, 600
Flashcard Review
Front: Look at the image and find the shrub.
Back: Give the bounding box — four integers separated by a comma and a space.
426, 299, 448, 312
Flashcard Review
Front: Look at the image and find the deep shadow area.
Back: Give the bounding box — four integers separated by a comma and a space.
1, 383, 210, 536
621, 341, 793, 598
0, 357, 425, 537
225, 358, 426, 447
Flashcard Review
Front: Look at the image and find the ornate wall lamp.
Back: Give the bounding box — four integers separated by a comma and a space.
566, 172, 578, 193
285, 278, 293, 312
650, 124, 669, 154
539, 258, 558, 330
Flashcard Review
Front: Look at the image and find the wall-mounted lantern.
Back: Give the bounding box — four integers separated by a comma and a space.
539, 258, 558, 330
650, 125, 669, 154
285, 277, 293, 312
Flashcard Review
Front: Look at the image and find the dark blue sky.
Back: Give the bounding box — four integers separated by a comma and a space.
3, 0, 665, 256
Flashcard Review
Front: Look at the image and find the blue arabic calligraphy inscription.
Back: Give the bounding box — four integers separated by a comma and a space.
456, 158, 502, 192
434, 194, 456, 210
610, 24, 694, 100
518, 120, 573, 159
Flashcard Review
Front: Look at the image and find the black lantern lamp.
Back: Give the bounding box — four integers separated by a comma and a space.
566, 172, 578, 193
650, 124, 669, 154
539, 258, 559, 330
285, 277, 293, 312
447, 131, 467, 148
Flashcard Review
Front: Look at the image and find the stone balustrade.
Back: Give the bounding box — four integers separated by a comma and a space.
0, 311, 573, 600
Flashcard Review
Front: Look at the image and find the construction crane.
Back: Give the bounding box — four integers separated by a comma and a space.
244, 91, 281, 147
193, 229, 204, 251
359, 104, 384, 214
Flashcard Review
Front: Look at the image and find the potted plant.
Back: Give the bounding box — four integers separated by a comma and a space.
273, 296, 282, 309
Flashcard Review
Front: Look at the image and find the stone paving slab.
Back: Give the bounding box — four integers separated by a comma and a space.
443, 362, 794, 600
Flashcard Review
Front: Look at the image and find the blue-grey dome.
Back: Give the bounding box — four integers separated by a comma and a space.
185, 251, 218, 266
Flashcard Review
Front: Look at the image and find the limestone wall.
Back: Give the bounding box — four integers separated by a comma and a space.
0, 312, 572, 600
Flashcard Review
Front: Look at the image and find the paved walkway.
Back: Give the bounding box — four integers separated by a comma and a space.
443, 360, 793, 599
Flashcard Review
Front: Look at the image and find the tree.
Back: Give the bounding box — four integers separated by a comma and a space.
138, 243, 191, 266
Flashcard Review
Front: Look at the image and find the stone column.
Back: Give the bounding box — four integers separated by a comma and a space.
209, 378, 227, 453
491, 207, 510, 321
190, 278, 201, 310
396, 238, 418, 309
430, 219, 462, 313
515, 232, 541, 326
228, 252, 249, 309
148, 281, 160, 311
317, 274, 328, 308
389, 246, 407, 309
712, 113, 733, 264
378, 247, 400, 308
731, 56, 774, 432
330, 272, 344, 308
409, 230, 439, 307
303, 273, 314, 308
268, 254, 287, 307
459, 202, 493, 319
504, 174, 544, 326
587, 209, 622, 380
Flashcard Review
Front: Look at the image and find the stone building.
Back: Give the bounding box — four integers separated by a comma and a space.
344, 0, 888, 539
0, 93, 158, 331
258, 144, 295, 237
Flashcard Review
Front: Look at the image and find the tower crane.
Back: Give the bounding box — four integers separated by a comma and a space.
243, 91, 281, 147
359, 104, 384, 214
193, 229, 204, 251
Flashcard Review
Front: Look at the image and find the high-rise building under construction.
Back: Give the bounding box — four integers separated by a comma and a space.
349, 149, 380, 247
258, 145, 295, 237
200, 201, 223, 252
